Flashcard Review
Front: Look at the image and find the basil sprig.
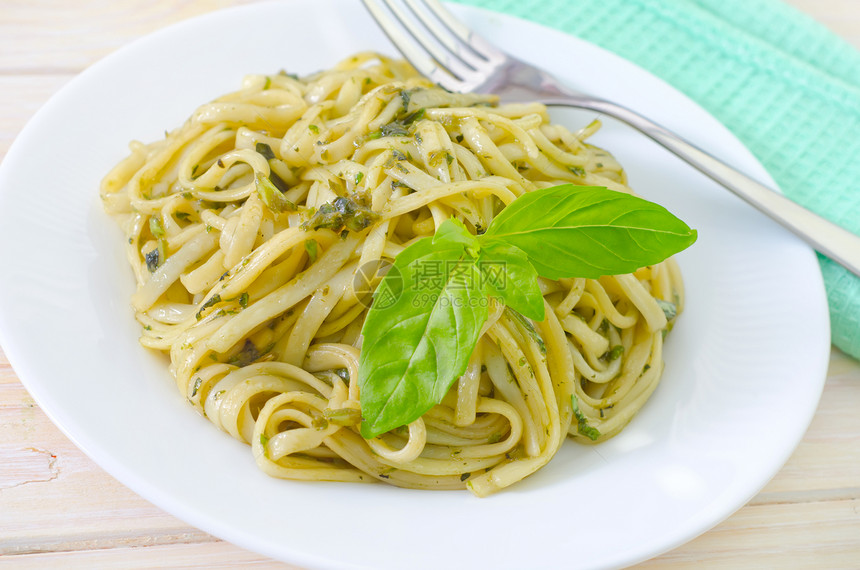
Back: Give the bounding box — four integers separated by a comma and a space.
357, 184, 696, 438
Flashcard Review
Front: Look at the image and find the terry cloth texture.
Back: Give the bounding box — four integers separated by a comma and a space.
453, 0, 860, 359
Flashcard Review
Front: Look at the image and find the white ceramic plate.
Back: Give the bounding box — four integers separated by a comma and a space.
0, 2, 830, 568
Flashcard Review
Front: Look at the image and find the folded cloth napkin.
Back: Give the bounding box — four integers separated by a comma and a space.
455, 0, 860, 360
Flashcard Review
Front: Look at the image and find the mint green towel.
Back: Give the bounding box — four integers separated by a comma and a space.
454, 0, 860, 360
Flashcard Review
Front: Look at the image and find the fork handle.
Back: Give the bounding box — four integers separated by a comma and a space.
542, 96, 860, 279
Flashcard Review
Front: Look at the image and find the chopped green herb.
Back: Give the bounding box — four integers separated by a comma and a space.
196, 294, 222, 320
404, 107, 425, 124
308, 124, 320, 134
379, 107, 426, 139
381, 122, 409, 137
149, 216, 165, 239
238, 292, 249, 308
602, 345, 624, 361
656, 298, 677, 321
191, 377, 202, 398
506, 308, 547, 355
460, 472, 471, 482
572, 394, 601, 441
256, 142, 276, 160
323, 407, 361, 426
354, 171, 364, 185
303, 196, 379, 233
144, 248, 159, 272
144, 241, 164, 273
228, 339, 260, 367
568, 166, 586, 177
334, 368, 350, 381
255, 174, 296, 213
268, 169, 290, 194
598, 319, 610, 335
304, 239, 319, 263
312, 416, 329, 430
399, 89, 411, 112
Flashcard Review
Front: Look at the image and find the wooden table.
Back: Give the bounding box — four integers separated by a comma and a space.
1, 1, 858, 567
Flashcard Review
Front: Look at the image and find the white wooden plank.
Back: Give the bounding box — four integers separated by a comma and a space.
0, 540, 296, 569
0, 1, 256, 73
635, 499, 860, 568
0, 1, 858, 568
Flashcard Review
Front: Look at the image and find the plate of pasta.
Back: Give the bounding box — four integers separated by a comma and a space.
0, 1, 829, 569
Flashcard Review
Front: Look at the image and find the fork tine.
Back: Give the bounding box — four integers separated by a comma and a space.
400, 0, 489, 69
362, 0, 487, 92
362, 0, 441, 80
378, 0, 479, 81
410, 0, 506, 64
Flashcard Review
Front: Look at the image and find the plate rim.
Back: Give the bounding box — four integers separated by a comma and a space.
0, 2, 831, 569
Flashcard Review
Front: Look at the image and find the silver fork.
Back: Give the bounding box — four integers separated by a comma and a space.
363, 0, 860, 278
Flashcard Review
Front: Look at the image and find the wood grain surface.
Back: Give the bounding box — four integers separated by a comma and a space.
1, 1, 858, 568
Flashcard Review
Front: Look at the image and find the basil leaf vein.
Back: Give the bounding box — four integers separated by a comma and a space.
357, 183, 697, 440
358, 238, 487, 438
483, 184, 697, 279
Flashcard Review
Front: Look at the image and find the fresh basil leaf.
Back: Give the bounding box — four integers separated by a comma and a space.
357, 183, 696, 442
432, 218, 480, 251
358, 238, 487, 438
477, 240, 544, 321
482, 184, 696, 279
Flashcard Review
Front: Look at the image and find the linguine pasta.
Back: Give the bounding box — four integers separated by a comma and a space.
101, 53, 684, 496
